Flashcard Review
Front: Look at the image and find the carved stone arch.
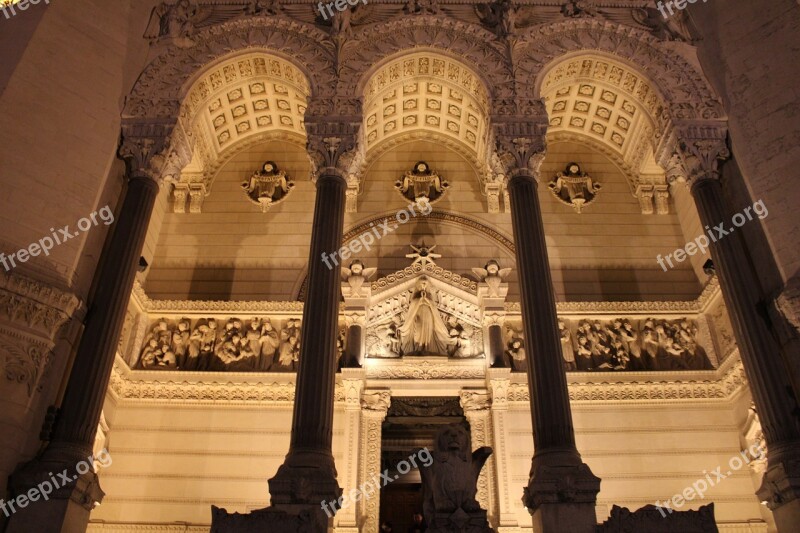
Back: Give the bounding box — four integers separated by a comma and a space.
124, 17, 336, 121
516, 19, 725, 123
339, 18, 515, 114
365, 131, 483, 180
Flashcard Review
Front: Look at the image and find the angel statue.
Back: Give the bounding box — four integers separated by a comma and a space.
472, 259, 512, 297
398, 277, 453, 355
341, 260, 377, 298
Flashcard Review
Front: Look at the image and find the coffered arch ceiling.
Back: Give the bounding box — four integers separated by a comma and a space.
539, 54, 668, 193
177, 51, 311, 188
361, 52, 490, 173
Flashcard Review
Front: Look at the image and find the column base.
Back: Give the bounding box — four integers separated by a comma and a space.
4, 444, 103, 533
428, 509, 494, 533
210, 504, 330, 533
523, 452, 600, 533
756, 445, 800, 533
268, 450, 342, 508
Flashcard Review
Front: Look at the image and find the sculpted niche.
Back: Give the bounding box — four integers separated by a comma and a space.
548, 162, 601, 213
396, 162, 449, 204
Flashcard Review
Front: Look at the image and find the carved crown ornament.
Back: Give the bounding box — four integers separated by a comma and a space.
548, 162, 601, 213
240, 161, 295, 212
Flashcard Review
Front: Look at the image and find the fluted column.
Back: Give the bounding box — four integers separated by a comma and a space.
5, 121, 178, 533
268, 126, 359, 519
670, 131, 800, 532
494, 119, 599, 533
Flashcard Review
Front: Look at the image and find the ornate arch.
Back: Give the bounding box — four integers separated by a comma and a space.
124, 17, 336, 120
517, 19, 724, 124
339, 17, 515, 115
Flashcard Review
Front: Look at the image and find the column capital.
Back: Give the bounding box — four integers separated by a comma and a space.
459, 389, 491, 412
662, 122, 729, 188
361, 389, 391, 418
491, 118, 548, 181
305, 117, 364, 183
119, 120, 186, 184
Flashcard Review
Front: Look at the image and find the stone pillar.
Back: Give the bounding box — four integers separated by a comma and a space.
460, 390, 497, 524
342, 264, 371, 368
487, 322, 507, 368
5, 121, 178, 533
487, 368, 520, 530
267, 128, 359, 520
494, 119, 600, 533
335, 369, 366, 532
358, 390, 391, 533
669, 130, 800, 532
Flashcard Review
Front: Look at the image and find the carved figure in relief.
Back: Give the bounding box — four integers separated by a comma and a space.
145, 0, 199, 47
342, 259, 377, 297
620, 320, 644, 370
561, 0, 599, 18
172, 318, 191, 368
277, 319, 301, 370
405, 0, 440, 15
373, 316, 403, 358
199, 319, 218, 371
632, 7, 692, 41
398, 277, 453, 355
559, 320, 576, 371
257, 318, 281, 371
396, 162, 449, 203
548, 163, 601, 213
420, 424, 492, 531
576, 334, 593, 370
471, 259, 511, 297
505, 327, 527, 372
241, 161, 294, 212
246, 0, 280, 16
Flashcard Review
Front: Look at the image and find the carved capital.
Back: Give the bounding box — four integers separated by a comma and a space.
491, 118, 548, 181
459, 389, 491, 412
361, 389, 391, 415
0, 271, 81, 339
305, 118, 362, 182
663, 123, 729, 187
119, 120, 180, 183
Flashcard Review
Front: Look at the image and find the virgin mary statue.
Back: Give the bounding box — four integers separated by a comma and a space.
398, 277, 453, 355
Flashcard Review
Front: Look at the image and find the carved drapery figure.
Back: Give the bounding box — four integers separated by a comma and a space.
277, 318, 301, 370
548, 162, 601, 213
241, 161, 294, 212
420, 424, 493, 532
504, 326, 526, 372
561, 0, 600, 18
396, 162, 449, 203
559, 320, 576, 371
144, 0, 199, 47
398, 277, 454, 355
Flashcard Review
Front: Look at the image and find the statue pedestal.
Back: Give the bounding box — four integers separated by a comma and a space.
429, 508, 493, 533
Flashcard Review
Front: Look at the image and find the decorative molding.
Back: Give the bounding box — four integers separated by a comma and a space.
0, 271, 81, 339
506, 352, 746, 403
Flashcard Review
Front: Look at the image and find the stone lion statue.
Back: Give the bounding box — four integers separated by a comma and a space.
420, 424, 494, 532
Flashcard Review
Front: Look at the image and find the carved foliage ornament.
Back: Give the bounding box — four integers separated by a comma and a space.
241, 161, 295, 212
548, 162, 601, 213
